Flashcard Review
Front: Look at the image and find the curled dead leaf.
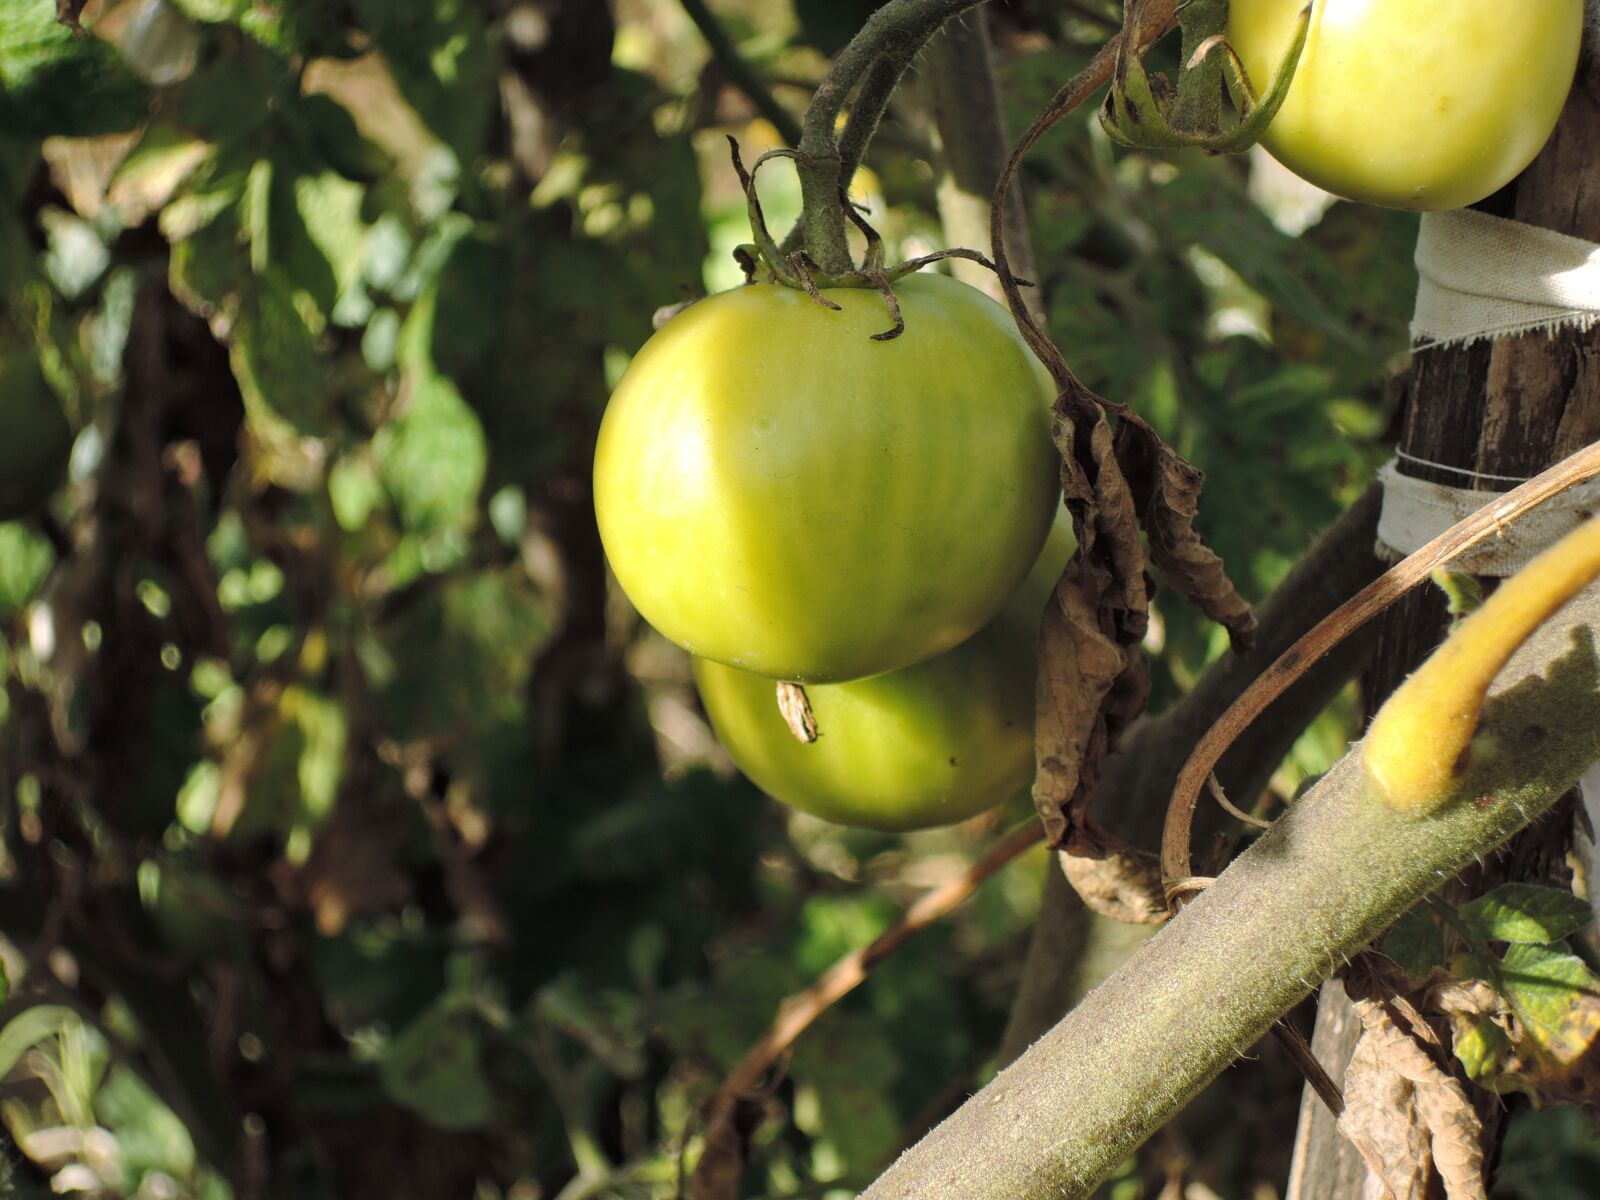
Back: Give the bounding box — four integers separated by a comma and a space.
1115, 413, 1257, 651
1338, 981, 1488, 1200
1032, 393, 1149, 854
1057, 846, 1168, 925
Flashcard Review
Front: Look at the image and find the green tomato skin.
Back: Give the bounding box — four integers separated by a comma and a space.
1229, 0, 1582, 211
594, 273, 1060, 684
0, 351, 72, 520
693, 513, 1074, 832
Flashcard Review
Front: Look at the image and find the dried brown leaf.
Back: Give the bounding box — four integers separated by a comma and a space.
1429, 978, 1513, 1029
1057, 846, 1167, 925
56, 0, 87, 33
1116, 415, 1257, 650
1341, 993, 1488, 1200
1338, 1030, 1431, 1200
1033, 558, 1128, 847
1033, 393, 1150, 853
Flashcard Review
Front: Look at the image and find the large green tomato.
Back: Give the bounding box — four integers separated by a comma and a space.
1229, 0, 1582, 211
594, 273, 1059, 684
0, 349, 71, 520
693, 512, 1074, 832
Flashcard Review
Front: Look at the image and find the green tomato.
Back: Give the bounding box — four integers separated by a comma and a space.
594, 273, 1059, 684
0, 349, 71, 520
693, 512, 1074, 832
1229, 0, 1582, 211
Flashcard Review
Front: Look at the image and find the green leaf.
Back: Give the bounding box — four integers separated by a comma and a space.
94, 1066, 201, 1183
288, 92, 392, 185
282, 685, 347, 831
171, 50, 283, 144
374, 370, 485, 537
352, 0, 492, 164
291, 169, 368, 311
794, 1011, 903, 1170
0, 1004, 77, 1079
1381, 908, 1445, 981
1449, 1007, 1511, 1083
1496, 1107, 1600, 1200
0, 522, 55, 616
229, 266, 335, 436
1499, 942, 1600, 1029
0, 0, 147, 136
1459, 883, 1592, 945
1453, 942, 1600, 1107
377, 1000, 495, 1131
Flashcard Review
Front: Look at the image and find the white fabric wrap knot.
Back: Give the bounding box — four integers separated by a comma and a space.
1375, 460, 1600, 575
1411, 208, 1600, 349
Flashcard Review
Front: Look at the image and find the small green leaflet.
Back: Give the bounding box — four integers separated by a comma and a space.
1458, 883, 1593, 945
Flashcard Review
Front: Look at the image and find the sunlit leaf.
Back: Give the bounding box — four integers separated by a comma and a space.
1459, 884, 1593, 946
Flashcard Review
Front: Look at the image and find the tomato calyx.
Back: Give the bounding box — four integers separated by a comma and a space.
1098, 0, 1311, 154
725, 136, 1024, 341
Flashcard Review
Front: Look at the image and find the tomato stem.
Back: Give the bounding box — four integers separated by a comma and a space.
791, 0, 989, 276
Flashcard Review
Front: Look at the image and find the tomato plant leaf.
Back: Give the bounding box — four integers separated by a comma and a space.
352, 0, 493, 166
0, 523, 55, 617
377, 999, 496, 1131
1438, 942, 1600, 1112
0, 0, 146, 137
1382, 907, 1446, 982
1458, 883, 1593, 946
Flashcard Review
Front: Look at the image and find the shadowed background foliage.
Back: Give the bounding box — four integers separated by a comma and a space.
2, 2, 1591, 1198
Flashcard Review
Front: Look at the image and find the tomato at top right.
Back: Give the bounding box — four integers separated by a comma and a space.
1227, 0, 1584, 211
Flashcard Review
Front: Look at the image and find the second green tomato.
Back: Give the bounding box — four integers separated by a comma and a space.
694, 513, 1075, 832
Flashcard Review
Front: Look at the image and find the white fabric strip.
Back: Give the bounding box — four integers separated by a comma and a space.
1374, 458, 1600, 575
1411, 208, 1600, 349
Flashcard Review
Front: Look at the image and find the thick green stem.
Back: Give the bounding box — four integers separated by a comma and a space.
836, 53, 915, 195
864, 586, 1600, 1198
794, 0, 988, 275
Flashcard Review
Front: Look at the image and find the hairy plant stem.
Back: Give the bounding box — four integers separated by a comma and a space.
793, 0, 988, 276
864, 585, 1600, 1198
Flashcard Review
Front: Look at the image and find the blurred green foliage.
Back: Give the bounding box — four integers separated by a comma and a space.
0, 2, 1594, 1199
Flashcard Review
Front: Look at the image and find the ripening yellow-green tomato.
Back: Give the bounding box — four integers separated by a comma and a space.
594, 273, 1060, 684
692, 512, 1074, 832
1228, 0, 1583, 211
